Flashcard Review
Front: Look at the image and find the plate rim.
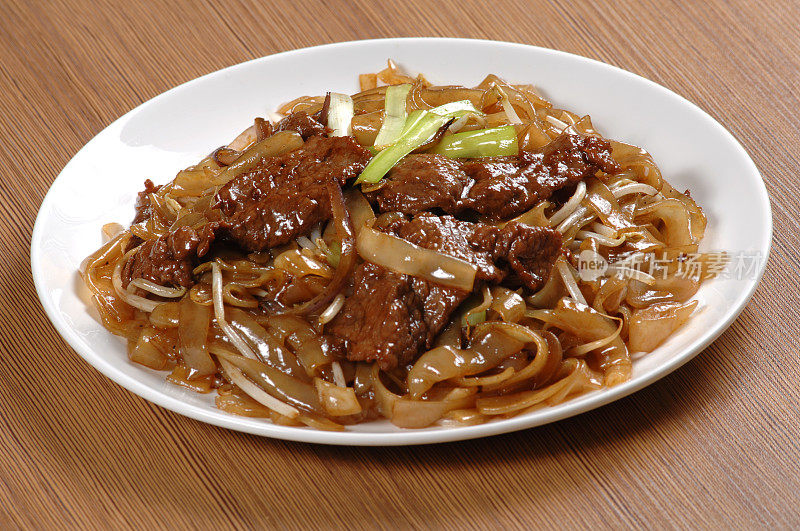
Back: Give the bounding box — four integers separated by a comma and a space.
30, 37, 773, 446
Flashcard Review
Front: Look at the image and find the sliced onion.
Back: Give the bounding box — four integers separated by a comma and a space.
357, 226, 477, 291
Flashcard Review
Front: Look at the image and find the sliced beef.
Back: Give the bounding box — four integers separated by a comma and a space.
122, 225, 216, 288
328, 215, 562, 369
132, 179, 162, 224
381, 214, 562, 291
274, 111, 327, 140
326, 263, 467, 370
216, 136, 372, 251
368, 133, 620, 220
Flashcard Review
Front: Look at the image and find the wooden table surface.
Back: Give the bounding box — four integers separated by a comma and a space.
2, 0, 798, 528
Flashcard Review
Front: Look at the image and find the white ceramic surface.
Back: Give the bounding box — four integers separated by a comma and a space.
31, 38, 771, 446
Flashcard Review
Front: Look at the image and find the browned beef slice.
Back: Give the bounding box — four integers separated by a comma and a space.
468, 221, 563, 290
368, 133, 620, 220
215, 136, 372, 251
326, 263, 467, 370
122, 225, 216, 288
132, 179, 162, 223
382, 213, 562, 291
274, 111, 327, 139
328, 215, 562, 369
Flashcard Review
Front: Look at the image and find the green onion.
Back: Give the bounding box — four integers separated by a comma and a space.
326, 241, 341, 268
463, 310, 487, 327
357, 100, 484, 184
373, 84, 411, 148
327, 93, 354, 137
429, 125, 519, 158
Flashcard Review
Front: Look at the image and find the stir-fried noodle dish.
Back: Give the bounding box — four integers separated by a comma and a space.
82, 62, 712, 430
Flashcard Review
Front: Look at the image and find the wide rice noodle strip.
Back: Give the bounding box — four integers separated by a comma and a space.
407, 328, 525, 398
635, 198, 696, 248
527, 298, 631, 386
217, 357, 299, 420
476, 358, 602, 415
608, 140, 664, 190
373, 365, 477, 429
489, 287, 526, 323
454, 367, 516, 387
357, 226, 477, 291
660, 180, 706, 241
226, 308, 307, 379
313, 378, 362, 416
213, 347, 341, 430
629, 301, 698, 352
585, 177, 637, 232
284, 182, 356, 315
211, 262, 271, 366
210, 131, 304, 186
177, 295, 215, 377
480, 329, 560, 393
265, 314, 334, 377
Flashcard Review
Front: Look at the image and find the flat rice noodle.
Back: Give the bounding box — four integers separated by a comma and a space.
411, 86, 485, 109
489, 287, 525, 323
476, 359, 600, 415
629, 301, 698, 352
661, 180, 706, 241
226, 308, 308, 380
626, 274, 700, 309
635, 198, 696, 247
283, 182, 356, 316
530, 298, 631, 386
373, 365, 477, 428
527, 266, 565, 309
211, 131, 304, 185
442, 408, 489, 426
149, 301, 180, 329
482, 330, 561, 393
214, 348, 326, 415
407, 328, 525, 398
314, 378, 362, 416
167, 365, 214, 393
274, 249, 333, 279
357, 226, 477, 292
129, 326, 170, 370
351, 111, 383, 146
177, 296, 215, 378
265, 314, 334, 376
585, 177, 637, 231
608, 140, 664, 190
216, 387, 272, 418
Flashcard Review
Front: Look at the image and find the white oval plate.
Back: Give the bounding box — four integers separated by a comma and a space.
31, 38, 771, 445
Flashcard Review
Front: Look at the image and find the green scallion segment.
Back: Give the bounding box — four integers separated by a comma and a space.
373, 84, 411, 148
429, 125, 519, 158
357, 100, 484, 184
